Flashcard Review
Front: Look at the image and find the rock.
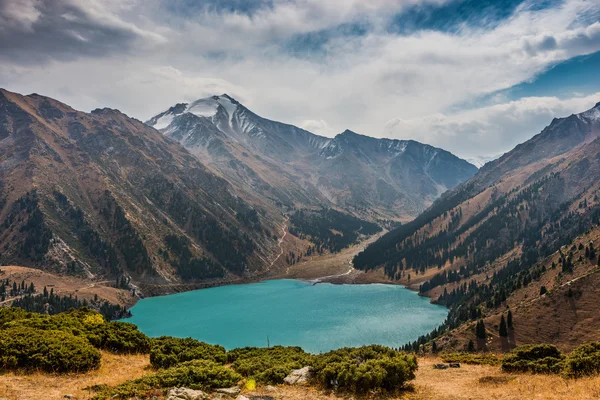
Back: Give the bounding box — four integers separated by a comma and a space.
64, 395, 74, 399
283, 366, 312, 385
216, 387, 241, 396
449, 363, 461, 368
167, 387, 209, 400
265, 385, 277, 392
433, 363, 449, 370
236, 396, 251, 400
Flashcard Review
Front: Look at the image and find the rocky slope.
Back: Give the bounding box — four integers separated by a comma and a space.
353, 101, 600, 350
0, 89, 282, 289
146, 95, 477, 219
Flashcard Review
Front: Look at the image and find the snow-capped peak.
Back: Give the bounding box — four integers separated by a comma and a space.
580, 101, 600, 122
147, 94, 243, 132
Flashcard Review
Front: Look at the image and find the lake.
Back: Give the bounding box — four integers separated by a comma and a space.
127, 279, 448, 353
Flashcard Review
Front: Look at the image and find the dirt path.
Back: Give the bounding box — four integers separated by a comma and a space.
265, 217, 289, 273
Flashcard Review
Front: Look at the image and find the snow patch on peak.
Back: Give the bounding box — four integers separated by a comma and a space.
581, 105, 600, 122
187, 98, 220, 118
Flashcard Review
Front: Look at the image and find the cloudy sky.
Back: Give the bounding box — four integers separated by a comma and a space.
1, 0, 600, 160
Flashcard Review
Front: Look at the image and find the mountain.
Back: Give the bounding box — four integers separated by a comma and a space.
353, 101, 600, 350
0, 89, 282, 289
146, 95, 478, 219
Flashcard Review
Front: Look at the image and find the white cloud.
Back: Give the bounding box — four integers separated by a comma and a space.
1, 0, 600, 159
385, 93, 600, 158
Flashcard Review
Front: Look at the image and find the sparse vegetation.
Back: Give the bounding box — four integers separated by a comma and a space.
0, 308, 150, 354
311, 345, 418, 394
91, 360, 242, 399
501, 344, 565, 374
563, 342, 600, 377
229, 346, 312, 384
150, 336, 227, 368
0, 326, 101, 373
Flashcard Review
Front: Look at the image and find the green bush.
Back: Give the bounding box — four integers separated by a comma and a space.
150, 336, 227, 368
229, 346, 313, 384
311, 345, 417, 394
563, 342, 600, 377
441, 352, 501, 366
501, 344, 564, 374
0, 326, 101, 373
92, 360, 241, 399
0, 307, 31, 326
4, 308, 150, 354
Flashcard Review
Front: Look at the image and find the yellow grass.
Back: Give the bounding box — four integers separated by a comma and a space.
0, 352, 150, 400
4, 355, 600, 400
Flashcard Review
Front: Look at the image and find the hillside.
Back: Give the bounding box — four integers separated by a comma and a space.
146, 95, 477, 220
0, 89, 283, 291
353, 101, 600, 350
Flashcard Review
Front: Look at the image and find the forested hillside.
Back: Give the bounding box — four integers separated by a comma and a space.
0, 89, 282, 288
353, 102, 600, 351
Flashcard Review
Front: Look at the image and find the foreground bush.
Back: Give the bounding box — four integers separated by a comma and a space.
501, 344, 564, 374
150, 336, 227, 368
441, 352, 501, 366
3, 308, 150, 354
311, 345, 417, 394
91, 360, 241, 399
229, 346, 313, 384
0, 327, 101, 373
563, 342, 600, 377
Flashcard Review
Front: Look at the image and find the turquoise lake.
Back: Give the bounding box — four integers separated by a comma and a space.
127, 279, 448, 353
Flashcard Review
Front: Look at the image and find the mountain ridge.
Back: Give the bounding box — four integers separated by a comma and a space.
147, 95, 478, 220
0, 88, 282, 290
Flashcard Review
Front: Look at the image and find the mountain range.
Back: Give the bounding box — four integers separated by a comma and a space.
0, 89, 280, 287
146, 95, 478, 220
0, 89, 475, 288
354, 101, 600, 351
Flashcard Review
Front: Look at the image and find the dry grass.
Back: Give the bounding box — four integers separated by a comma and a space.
4, 355, 600, 400
409, 357, 600, 400
0, 352, 150, 400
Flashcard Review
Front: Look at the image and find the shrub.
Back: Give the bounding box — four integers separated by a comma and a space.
563, 342, 600, 377
501, 344, 564, 374
0, 327, 101, 373
4, 308, 150, 354
311, 345, 417, 394
91, 360, 241, 399
441, 352, 501, 366
0, 307, 31, 327
229, 346, 313, 384
150, 337, 227, 368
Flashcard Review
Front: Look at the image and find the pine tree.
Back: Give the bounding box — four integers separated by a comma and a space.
476, 320, 487, 339
431, 340, 437, 353
467, 339, 475, 352
499, 315, 508, 337
507, 310, 513, 329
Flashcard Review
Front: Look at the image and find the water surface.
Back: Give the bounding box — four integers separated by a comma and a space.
128, 279, 447, 353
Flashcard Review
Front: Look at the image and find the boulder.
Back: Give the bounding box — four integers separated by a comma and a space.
215, 387, 241, 396
449, 363, 461, 368
167, 387, 209, 400
433, 363, 449, 370
283, 366, 312, 385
